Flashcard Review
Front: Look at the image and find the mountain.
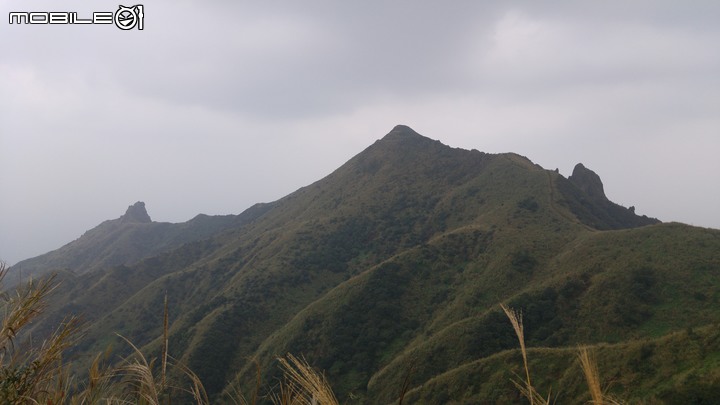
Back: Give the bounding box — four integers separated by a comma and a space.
7, 201, 249, 286
15, 125, 720, 404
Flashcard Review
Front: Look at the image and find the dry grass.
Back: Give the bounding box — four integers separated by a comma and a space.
225, 359, 262, 405
115, 334, 164, 404
276, 353, 339, 405
173, 359, 211, 404
111, 294, 213, 405
72, 348, 118, 404
0, 261, 214, 405
577, 347, 623, 405
578, 347, 603, 404
1, 270, 58, 362
0, 262, 82, 403
268, 378, 305, 405
501, 302, 627, 405
500, 303, 551, 405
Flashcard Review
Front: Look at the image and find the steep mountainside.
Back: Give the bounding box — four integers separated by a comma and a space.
17, 125, 720, 404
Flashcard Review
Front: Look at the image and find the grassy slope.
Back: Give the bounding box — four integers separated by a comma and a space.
32, 126, 504, 396
365, 222, 720, 404
399, 322, 720, 404
230, 152, 580, 399
222, 145, 719, 403
16, 126, 720, 404
23, 204, 274, 366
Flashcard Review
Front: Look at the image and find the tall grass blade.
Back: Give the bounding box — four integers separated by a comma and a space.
501, 303, 535, 405
500, 303, 553, 405
578, 347, 602, 404
162, 292, 169, 390
276, 354, 339, 405
577, 347, 624, 405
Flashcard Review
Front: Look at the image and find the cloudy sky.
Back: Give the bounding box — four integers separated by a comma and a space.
1, 1, 719, 265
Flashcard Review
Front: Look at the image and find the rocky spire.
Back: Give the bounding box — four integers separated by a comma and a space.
120, 201, 152, 223
568, 163, 607, 201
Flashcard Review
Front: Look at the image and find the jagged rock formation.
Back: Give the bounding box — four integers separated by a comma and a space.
120, 201, 152, 223
556, 163, 659, 230
569, 163, 607, 200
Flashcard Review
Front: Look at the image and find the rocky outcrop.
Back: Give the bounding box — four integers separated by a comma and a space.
558, 163, 660, 230
569, 163, 607, 201
120, 201, 152, 223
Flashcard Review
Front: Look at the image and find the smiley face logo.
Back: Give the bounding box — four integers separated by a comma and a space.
114, 5, 144, 30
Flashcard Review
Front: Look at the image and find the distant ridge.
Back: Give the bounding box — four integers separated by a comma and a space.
8, 202, 241, 286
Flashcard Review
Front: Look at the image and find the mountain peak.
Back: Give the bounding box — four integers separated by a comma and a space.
376, 125, 440, 151
120, 201, 152, 223
382, 124, 423, 140
389, 124, 418, 134
569, 163, 607, 200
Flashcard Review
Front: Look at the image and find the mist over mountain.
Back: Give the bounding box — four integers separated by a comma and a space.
12, 126, 720, 404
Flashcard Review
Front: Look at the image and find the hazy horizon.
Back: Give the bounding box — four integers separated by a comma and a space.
2, 1, 719, 265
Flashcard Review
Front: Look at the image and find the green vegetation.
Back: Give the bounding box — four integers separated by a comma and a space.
9, 126, 720, 403
9, 257, 720, 404
0, 261, 343, 405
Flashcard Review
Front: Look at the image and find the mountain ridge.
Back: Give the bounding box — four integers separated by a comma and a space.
13, 125, 718, 405
7, 201, 245, 286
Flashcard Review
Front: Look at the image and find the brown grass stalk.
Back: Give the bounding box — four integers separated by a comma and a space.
500, 303, 551, 405
115, 334, 162, 404
276, 354, 339, 405
1, 273, 59, 363
578, 347, 602, 404
161, 292, 169, 390
74, 348, 118, 404
0, 263, 84, 403
174, 360, 210, 405
577, 347, 623, 405
269, 378, 305, 405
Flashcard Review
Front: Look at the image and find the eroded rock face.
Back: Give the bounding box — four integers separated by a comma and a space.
120, 201, 152, 223
569, 163, 607, 201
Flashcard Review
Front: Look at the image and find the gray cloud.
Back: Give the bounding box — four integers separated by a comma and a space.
1, 1, 719, 264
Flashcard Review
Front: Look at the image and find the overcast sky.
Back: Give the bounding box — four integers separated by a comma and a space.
1, 1, 719, 265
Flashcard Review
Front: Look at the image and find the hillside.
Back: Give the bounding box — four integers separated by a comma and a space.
15, 125, 720, 404
7, 201, 249, 286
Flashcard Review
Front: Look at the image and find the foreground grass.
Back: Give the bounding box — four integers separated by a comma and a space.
502, 303, 623, 405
